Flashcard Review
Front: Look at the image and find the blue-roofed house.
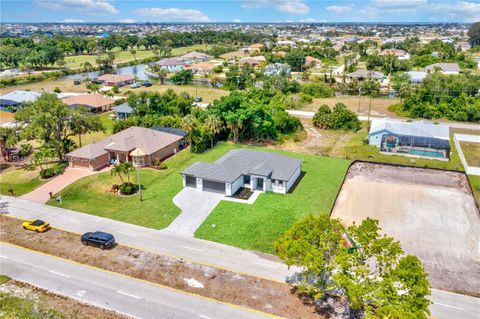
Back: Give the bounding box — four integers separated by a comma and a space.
0, 90, 40, 111
113, 102, 133, 119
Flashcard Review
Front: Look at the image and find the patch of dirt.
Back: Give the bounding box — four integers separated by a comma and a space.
0, 278, 125, 319
331, 162, 480, 297
0, 215, 324, 319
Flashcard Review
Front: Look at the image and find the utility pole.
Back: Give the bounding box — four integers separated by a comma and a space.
136, 167, 142, 201
358, 86, 362, 112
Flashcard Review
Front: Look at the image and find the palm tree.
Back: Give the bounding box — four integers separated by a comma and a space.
122, 162, 134, 184
181, 114, 197, 145
205, 115, 223, 149
110, 163, 125, 185
0, 127, 17, 161
130, 49, 137, 61
157, 69, 167, 84
80, 61, 93, 79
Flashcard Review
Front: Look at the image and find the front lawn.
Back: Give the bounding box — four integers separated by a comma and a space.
0, 167, 46, 196
195, 152, 350, 254
47, 143, 244, 229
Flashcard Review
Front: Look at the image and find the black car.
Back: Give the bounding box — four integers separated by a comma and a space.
194, 97, 203, 103
142, 81, 152, 87
81, 231, 115, 249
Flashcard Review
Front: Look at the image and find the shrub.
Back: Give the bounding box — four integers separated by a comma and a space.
112, 85, 120, 94
313, 103, 361, 130
53, 87, 61, 93
40, 168, 55, 179
301, 82, 334, 98
119, 183, 136, 195
18, 143, 32, 157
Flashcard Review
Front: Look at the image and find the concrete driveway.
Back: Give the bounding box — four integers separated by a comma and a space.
20, 166, 110, 204
163, 187, 223, 237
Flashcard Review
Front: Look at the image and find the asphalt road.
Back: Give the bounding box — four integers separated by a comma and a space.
0, 243, 274, 319
286, 110, 480, 130
1, 196, 479, 319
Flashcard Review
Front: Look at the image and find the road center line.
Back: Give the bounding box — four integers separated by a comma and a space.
116, 290, 141, 299
198, 315, 213, 319
180, 246, 203, 252
49, 270, 71, 278
434, 302, 464, 310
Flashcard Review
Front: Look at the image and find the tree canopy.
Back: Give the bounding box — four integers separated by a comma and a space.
275, 215, 431, 319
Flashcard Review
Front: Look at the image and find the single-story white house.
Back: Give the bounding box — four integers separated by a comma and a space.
181, 149, 302, 195
425, 63, 460, 75
152, 57, 186, 72
368, 118, 450, 160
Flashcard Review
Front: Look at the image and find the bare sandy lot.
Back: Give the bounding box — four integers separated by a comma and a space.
331, 162, 480, 296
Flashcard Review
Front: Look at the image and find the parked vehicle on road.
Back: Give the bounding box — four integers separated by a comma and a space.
194, 97, 203, 103
81, 231, 115, 249
130, 82, 141, 89
22, 220, 51, 233
142, 81, 152, 87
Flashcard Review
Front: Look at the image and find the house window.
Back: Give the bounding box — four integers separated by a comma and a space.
278, 181, 284, 190
243, 175, 251, 184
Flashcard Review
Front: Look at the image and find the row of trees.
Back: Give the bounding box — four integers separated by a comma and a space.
113, 88, 302, 153
392, 72, 480, 122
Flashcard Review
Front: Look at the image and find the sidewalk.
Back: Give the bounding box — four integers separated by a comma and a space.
20, 166, 110, 203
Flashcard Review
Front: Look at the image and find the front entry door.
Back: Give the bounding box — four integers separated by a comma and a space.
256, 178, 264, 190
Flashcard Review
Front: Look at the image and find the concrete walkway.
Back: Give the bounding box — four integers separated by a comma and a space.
163, 188, 224, 237
20, 166, 110, 203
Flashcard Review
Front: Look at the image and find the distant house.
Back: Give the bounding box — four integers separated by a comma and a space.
368, 119, 450, 161
184, 62, 216, 75
113, 102, 133, 119
66, 126, 185, 171
248, 43, 264, 51
96, 74, 135, 87
425, 63, 460, 75
347, 70, 384, 81
152, 57, 186, 72
181, 149, 302, 195
236, 57, 262, 67
406, 71, 428, 84
379, 49, 410, 60
62, 94, 115, 113
277, 40, 297, 47
180, 51, 212, 62
0, 90, 40, 111
304, 56, 322, 67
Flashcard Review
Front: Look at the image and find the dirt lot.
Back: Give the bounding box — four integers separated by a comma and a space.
0, 278, 125, 319
331, 162, 480, 296
0, 215, 323, 319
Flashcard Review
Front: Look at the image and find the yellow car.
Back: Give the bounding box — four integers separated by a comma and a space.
22, 219, 51, 233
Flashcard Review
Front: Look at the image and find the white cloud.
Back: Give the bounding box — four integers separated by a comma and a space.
62, 19, 85, 23
371, 0, 427, 9
118, 18, 136, 23
34, 0, 118, 15
242, 0, 310, 14
233, 18, 242, 23
326, 5, 354, 14
135, 8, 210, 22
427, 1, 480, 22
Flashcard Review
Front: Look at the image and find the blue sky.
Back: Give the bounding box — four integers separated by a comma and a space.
1, 0, 479, 23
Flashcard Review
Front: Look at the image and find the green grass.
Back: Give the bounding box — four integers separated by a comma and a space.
0, 275, 11, 285
195, 152, 351, 254
0, 167, 46, 196
329, 124, 465, 172
47, 143, 244, 229
0, 292, 65, 319
61, 44, 212, 70
468, 175, 480, 208
460, 141, 480, 167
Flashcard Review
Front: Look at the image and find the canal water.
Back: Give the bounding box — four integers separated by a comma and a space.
60, 63, 150, 81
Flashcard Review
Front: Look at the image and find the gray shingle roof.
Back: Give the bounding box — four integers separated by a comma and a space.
425, 63, 460, 72
113, 102, 133, 114
181, 149, 302, 183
